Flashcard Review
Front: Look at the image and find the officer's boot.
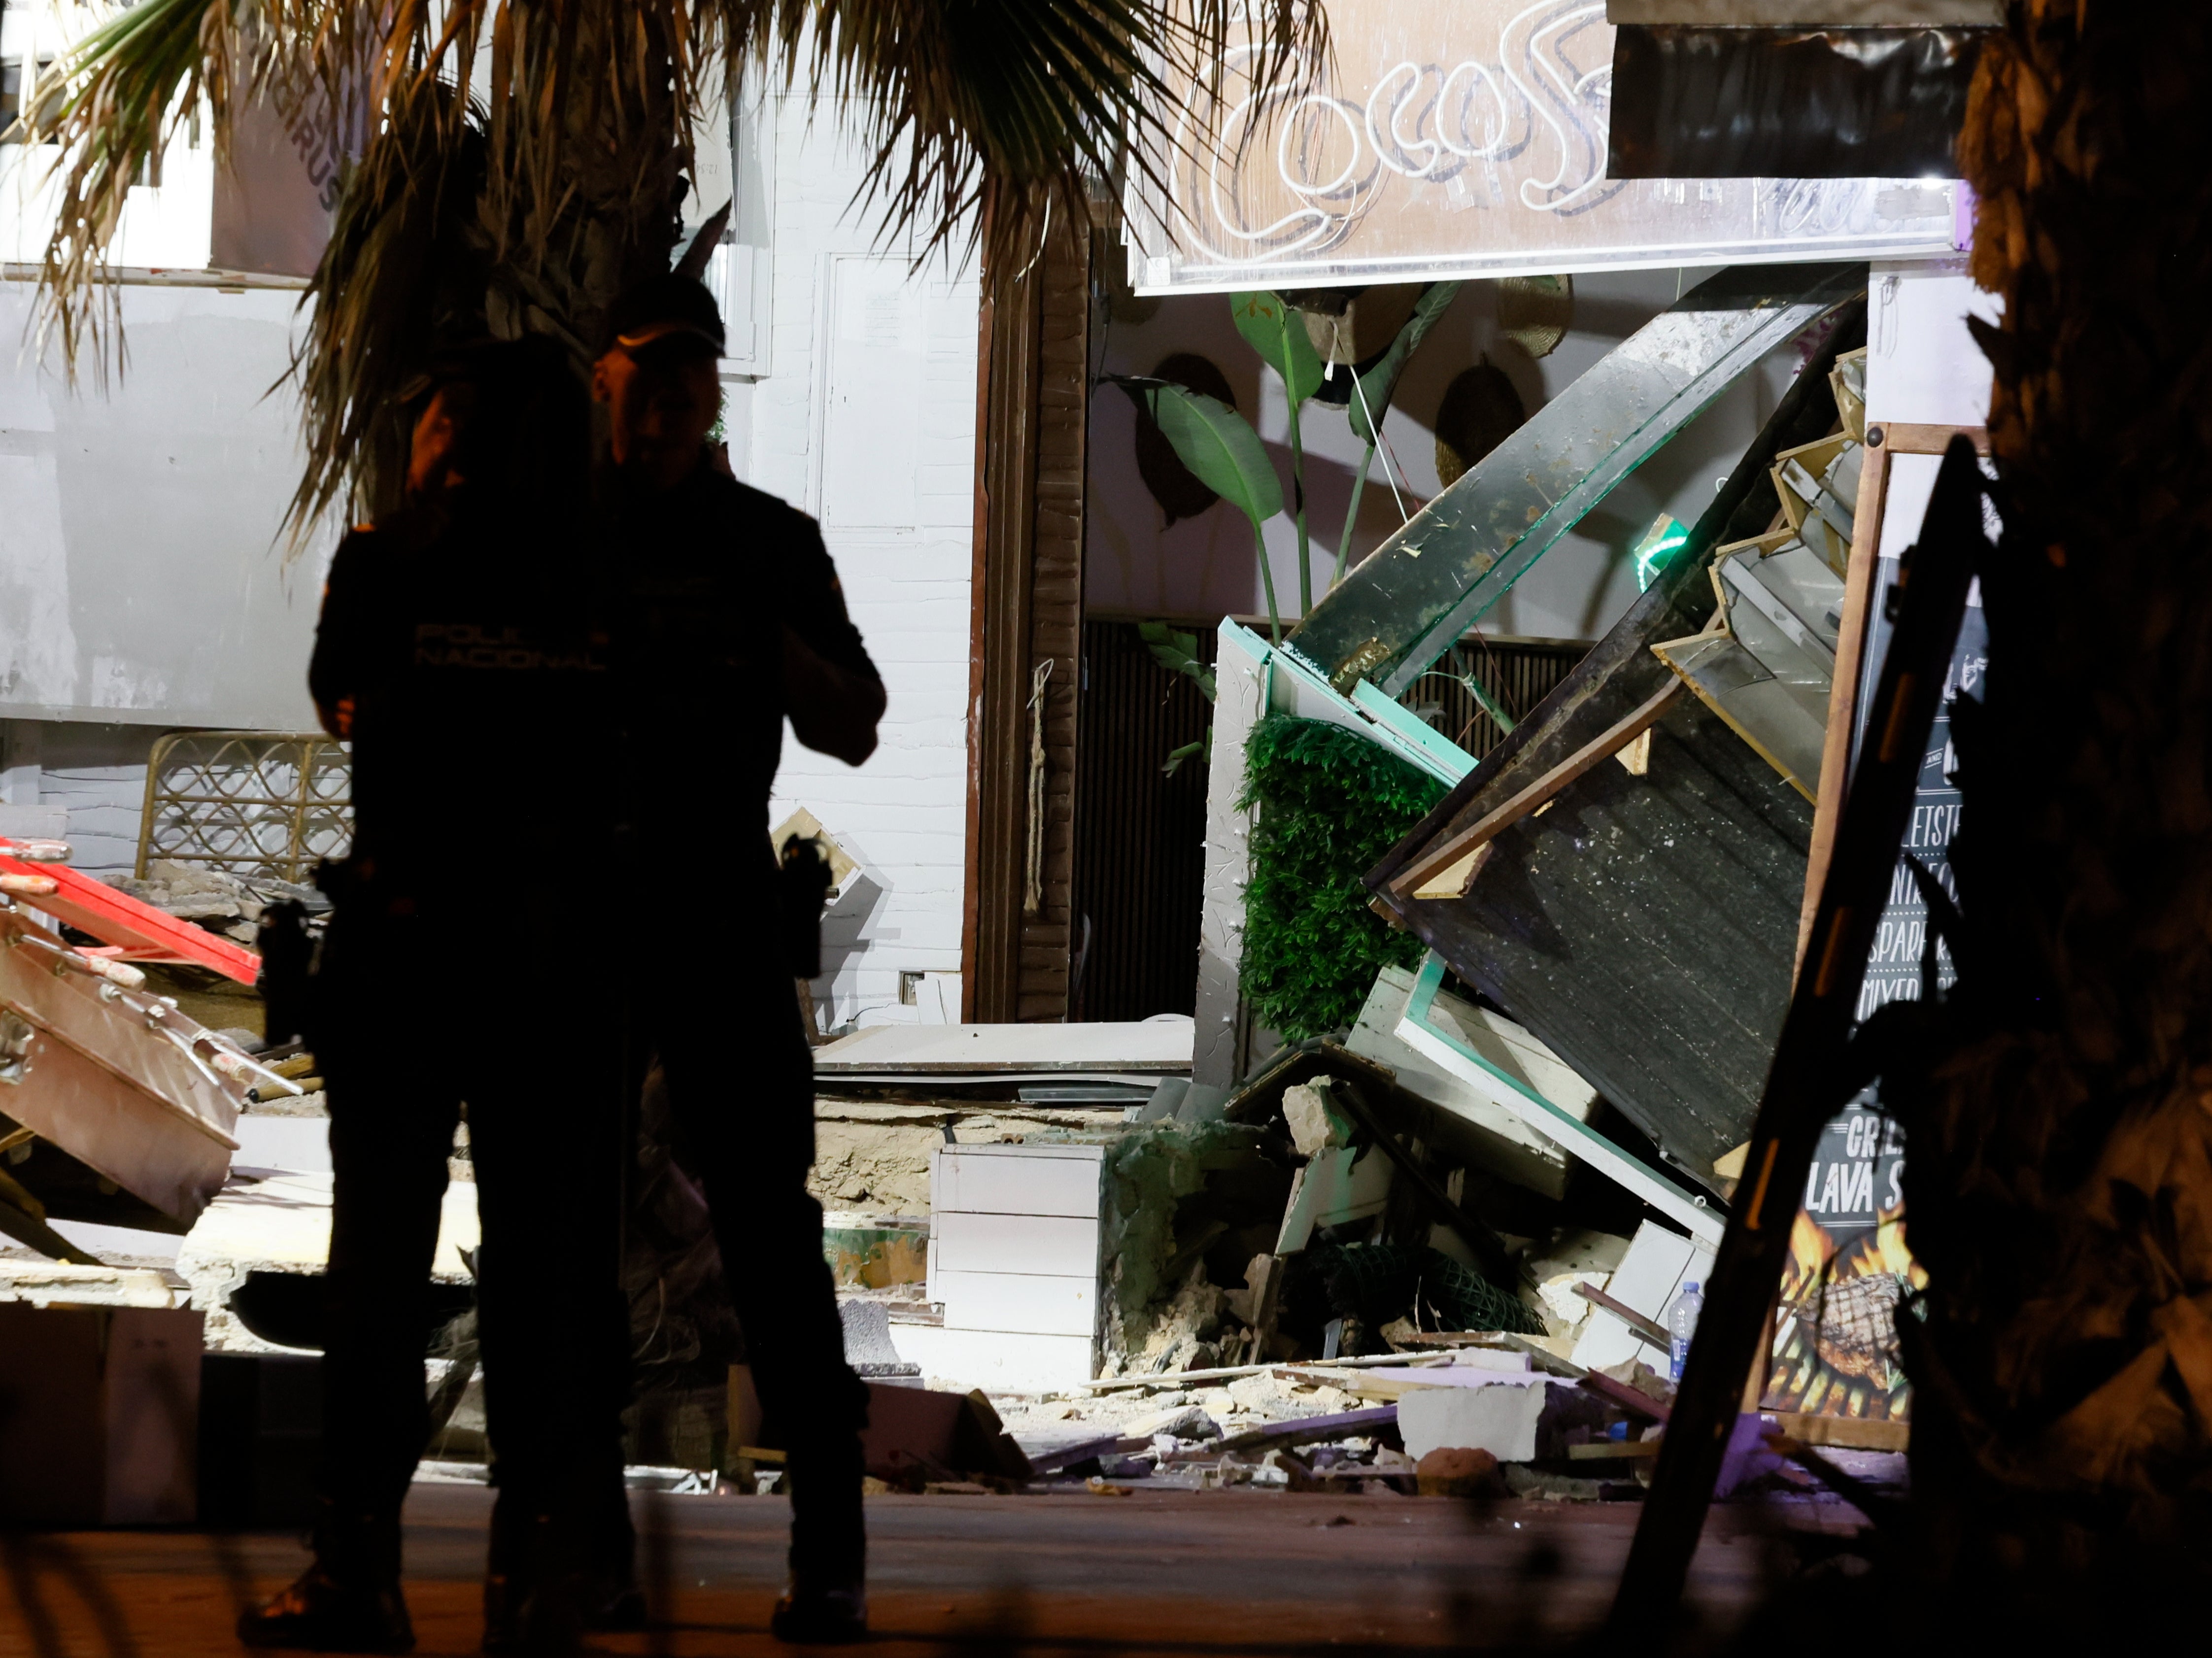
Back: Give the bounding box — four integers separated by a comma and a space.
238, 1499, 415, 1653
582, 1472, 646, 1632
770, 1441, 867, 1645
482, 1493, 590, 1656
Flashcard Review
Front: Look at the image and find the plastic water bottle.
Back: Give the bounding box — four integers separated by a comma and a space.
1666, 1281, 1704, 1382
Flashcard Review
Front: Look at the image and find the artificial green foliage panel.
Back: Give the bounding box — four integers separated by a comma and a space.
1237, 714, 1445, 1041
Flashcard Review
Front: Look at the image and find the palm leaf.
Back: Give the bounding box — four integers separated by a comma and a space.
28, 0, 1324, 527
1137, 621, 1217, 703
286, 80, 495, 532
18, 0, 221, 377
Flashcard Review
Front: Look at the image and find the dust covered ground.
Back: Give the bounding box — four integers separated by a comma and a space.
0, 1481, 1856, 1657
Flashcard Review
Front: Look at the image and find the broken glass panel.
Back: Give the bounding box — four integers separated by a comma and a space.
1284, 262, 1868, 700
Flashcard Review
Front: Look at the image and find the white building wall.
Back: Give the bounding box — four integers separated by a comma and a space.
743, 97, 978, 1033
0, 74, 984, 995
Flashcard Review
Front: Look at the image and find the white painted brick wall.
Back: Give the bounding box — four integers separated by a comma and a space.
747, 99, 978, 1032
0, 89, 983, 1014
0, 720, 157, 877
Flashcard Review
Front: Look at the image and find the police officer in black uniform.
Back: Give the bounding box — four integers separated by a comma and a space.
242, 338, 636, 1655
591, 274, 883, 1643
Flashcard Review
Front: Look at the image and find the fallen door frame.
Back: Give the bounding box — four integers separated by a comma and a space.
1391, 954, 1726, 1247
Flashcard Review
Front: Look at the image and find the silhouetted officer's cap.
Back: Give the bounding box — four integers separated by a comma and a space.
601, 272, 725, 360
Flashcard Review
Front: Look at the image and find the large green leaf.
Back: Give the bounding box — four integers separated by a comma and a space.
1137, 621, 1218, 702
1348, 281, 1464, 445
1143, 383, 1285, 529
1231, 291, 1326, 405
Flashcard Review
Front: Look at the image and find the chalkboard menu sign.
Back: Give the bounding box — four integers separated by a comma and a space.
1762, 460, 1988, 1424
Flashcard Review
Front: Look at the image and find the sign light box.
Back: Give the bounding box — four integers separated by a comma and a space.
1124, 0, 1961, 293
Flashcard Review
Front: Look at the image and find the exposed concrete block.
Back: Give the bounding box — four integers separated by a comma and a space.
1398, 1378, 1550, 1463
1397, 1377, 1611, 1464
1282, 1081, 1353, 1156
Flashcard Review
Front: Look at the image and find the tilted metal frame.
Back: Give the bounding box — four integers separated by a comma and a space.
1393, 954, 1725, 1247
1285, 262, 1872, 702
136, 730, 352, 884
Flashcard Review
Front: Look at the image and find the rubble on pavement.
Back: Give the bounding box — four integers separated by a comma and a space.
107, 858, 327, 949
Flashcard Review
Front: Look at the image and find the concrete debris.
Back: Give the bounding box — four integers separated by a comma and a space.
1281, 1079, 1353, 1156
1523, 1228, 1634, 1343
0, 1259, 180, 1309
840, 1298, 924, 1380
110, 859, 327, 947
1397, 1376, 1611, 1464
1123, 1402, 1220, 1440
1096, 1119, 1282, 1375
1226, 1372, 1352, 1418
1115, 1263, 1229, 1378
1596, 1357, 1677, 1407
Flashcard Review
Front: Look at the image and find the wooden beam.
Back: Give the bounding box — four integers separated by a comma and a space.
964, 223, 1047, 1022
1390, 679, 1685, 899
1880, 421, 1991, 456
1792, 422, 1987, 973
1610, 436, 1981, 1634
1573, 1281, 1670, 1349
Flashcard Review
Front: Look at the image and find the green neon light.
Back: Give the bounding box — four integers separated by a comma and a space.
1632, 515, 1691, 593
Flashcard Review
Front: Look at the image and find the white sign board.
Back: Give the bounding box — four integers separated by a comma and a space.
1125, 0, 1961, 293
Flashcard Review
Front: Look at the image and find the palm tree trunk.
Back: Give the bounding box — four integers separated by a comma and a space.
1898, 0, 2212, 1580
479, 2, 688, 357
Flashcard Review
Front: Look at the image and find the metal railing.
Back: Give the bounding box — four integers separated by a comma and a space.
135, 732, 352, 884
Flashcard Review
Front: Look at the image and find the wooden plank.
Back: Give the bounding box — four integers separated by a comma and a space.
965, 230, 1045, 1022
1183, 1407, 1401, 1459
1611, 439, 1980, 1633
1078, 1352, 1455, 1390
1770, 1411, 1907, 1453
1879, 421, 1990, 456
1014, 219, 1092, 1021
1406, 703, 1814, 1186
1579, 1371, 1669, 1423
1569, 1438, 1661, 1460
1793, 421, 1988, 972
0, 850, 262, 984
1794, 433, 1888, 972
1572, 1282, 1670, 1349
1390, 679, 1687, 898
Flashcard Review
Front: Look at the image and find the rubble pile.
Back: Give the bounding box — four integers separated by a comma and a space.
985, 1341, 1696, 1499
108, 859, 326, 948
901, 1024, 1737, 1503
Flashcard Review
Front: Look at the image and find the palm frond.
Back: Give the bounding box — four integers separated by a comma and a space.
22, 0, 222, 376
32, 0, 1322, 524
722, 0, 1324, 271
286, 77, 492, 533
